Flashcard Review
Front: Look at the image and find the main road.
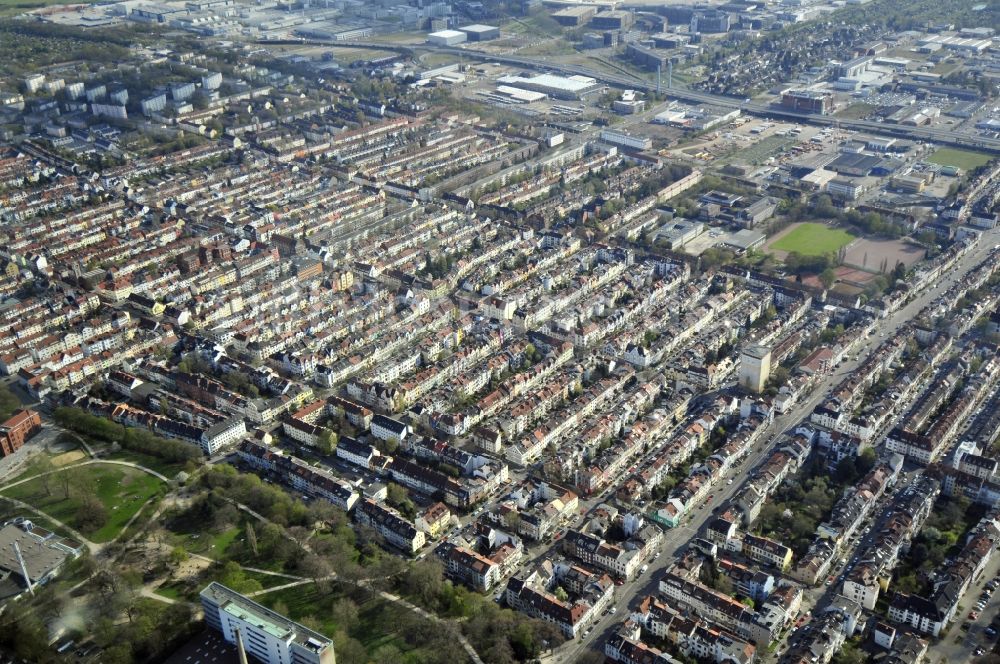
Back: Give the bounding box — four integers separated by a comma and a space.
271, 38, 1000, 156
552, 225, 1000, 662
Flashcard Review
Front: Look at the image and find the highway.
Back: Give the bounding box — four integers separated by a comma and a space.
279, 38, 1000, 156
552, 224, 1000, 662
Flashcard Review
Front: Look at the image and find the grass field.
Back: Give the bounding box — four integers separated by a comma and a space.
0, 0, 70, 16
927, 148, 993, 171
259, 585, 422, 660
105, 447, 191, 479
770, 223, 856, 257
1, 464, 164, 542
155, 568, 287, 603
836, 103, 875, 120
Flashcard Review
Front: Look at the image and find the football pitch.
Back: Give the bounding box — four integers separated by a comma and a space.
769, 223, 855, 257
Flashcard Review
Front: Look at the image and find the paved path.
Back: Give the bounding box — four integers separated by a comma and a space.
0, 494, 100, 554
0, 458, 169, 494
58, 430, 95, 458
228, 499, 487, 664
0, 458, 172, 557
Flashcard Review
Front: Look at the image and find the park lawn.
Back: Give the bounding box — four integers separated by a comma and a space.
156, 568, 287, 603
927, 148, 993, 171
164, 508, 243, 558
259, 585, 419, 659
0, 464, 164, 543
104, 448, 192, 479
770, 223, 855, 257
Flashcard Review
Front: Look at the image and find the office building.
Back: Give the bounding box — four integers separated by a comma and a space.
201, 582, 336, 664
780, 89, 834, 115
690, 10, 730, 33
599, 129, 652, 151
739, 345, 771, 394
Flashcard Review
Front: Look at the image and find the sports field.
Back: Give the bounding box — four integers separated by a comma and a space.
768, 223, 855, 257
927, 148, 993, 171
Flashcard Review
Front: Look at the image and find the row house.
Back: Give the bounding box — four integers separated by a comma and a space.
237, 441, 358, 511
658, 571, 777, 645
631, 596, 757, 664
504, 567, 614, 639
335, 437, 383, 472
353, 498, 425, 555
326, 395, 373, 429
386, 457, 473, 508
604, 629, 674, 664
888, 513, 1000, 637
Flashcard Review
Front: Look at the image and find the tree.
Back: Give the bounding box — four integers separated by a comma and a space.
819, 267, 837, 289
0, 383, 21, 422
316, 429, 337, 454
57, 468, 74, 499
834, 456, 860, 485
376, 436, 399, 455
169, 545, 189, 566
386, 483, 415, 518
400, 559, 445, 607
246, 522, 259, 556
553, 586, 569, 602
330, 598, 360, 633
219, 561, 263, 594
36, 455, 55, 497
298, 553, 331, 581
75, 493, 108, 532
503, 511, 522, 532
855, 447, 877, 476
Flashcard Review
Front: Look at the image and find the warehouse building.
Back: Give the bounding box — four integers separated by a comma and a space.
495, 73, 602, 100
552, 6, 595, 26
591, 10, 634, 31
428, 29, 467, 46
459, 24, 499, 41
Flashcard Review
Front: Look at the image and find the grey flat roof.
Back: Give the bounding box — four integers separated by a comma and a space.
0, 523, 69, 583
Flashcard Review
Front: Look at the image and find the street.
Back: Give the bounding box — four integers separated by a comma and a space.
551, 225, 1000, 661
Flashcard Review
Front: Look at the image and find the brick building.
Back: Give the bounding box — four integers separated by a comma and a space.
0, 409, 42, 457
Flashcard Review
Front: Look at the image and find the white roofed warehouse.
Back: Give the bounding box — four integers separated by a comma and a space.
428, 29, 467, 46
459, 24, 500, 41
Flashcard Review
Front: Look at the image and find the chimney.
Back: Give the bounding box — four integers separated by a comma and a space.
235, 626, 249, 664
13, 541, 34, 596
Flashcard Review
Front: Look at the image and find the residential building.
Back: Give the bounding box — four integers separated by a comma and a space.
738, 346, 771, 394
353, 499, 425, 554
200, 582, 336, 664
0, 409, 42, 457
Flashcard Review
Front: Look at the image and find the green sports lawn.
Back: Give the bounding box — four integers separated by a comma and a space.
1, 464, 163, 542
927, 148, 993, 171
770, 223, 855, 257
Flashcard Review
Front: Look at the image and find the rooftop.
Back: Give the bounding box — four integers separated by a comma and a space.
201, 582, 334, 654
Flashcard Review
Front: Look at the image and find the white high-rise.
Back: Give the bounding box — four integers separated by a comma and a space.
739, 345, 772, 394
201, 582, 336, 664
